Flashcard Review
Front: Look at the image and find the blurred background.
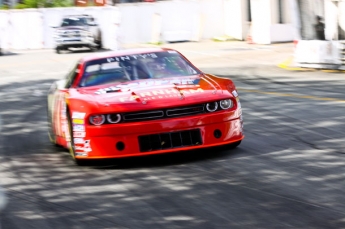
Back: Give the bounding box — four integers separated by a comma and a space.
0, 1, 345, 229
1, 0, 345, 68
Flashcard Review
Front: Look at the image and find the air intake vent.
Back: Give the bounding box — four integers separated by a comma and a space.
138, 129, 202, 152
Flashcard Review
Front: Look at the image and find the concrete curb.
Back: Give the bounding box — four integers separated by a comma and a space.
278, 56, 345, 73
277, 56, 315, 71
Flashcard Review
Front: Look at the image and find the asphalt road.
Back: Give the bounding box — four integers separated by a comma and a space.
0, 44, 345, 229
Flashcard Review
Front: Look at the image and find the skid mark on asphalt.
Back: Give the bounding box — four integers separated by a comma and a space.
238, 88, 345, 103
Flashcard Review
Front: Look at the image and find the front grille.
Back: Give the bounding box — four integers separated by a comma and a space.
61, 34, 81, 38
123, 104, 205, 122
138, 129, 202, 152
62, 39, 81, 42
60, 31, 82, 38
123, 111, 164, 121
166, 105, 204, 116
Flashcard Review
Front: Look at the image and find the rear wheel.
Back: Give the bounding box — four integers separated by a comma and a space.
89, 46, 97, 52
97, 33, 103, 50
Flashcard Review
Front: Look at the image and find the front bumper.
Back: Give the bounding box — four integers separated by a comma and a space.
55, 37, 96, 48
73, 110, 244, 159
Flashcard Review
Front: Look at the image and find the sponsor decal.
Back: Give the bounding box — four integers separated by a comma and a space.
73, 124, 85, 132
74, 138, 84, 144
119, 88, 204, 102
73, 119, 84, 125
95, 79, 201, 95
106, 53, 158, 63
73, 132, 86, 138
61, 120, 67, 133
75, 152, 88, 156
232, 90, 239, 97
61, 101, 67, 118
72, 112, 86, 119
75, 146, 84, 151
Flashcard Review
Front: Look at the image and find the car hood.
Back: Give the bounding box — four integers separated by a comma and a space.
74, 75, 232, 112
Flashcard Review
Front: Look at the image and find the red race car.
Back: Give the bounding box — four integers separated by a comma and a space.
47, 48, 244, 165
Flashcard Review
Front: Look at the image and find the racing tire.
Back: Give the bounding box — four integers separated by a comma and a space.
90, 46, 97, 52
55, 47, 61, 54
227, 140, 242, 149
66, 111, 87, 166
97, 33, 103, 50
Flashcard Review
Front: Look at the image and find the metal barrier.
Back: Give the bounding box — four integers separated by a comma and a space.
0, 1, 225, 51
294, 40, 343, 69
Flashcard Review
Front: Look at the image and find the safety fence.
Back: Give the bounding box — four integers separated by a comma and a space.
0, 0, 224, 50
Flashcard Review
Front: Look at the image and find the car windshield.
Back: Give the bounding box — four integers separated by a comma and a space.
79, 51, 201, 87
61, 17, 88, 27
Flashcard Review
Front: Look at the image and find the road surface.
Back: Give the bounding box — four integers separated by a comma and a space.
0, 43, 344, 229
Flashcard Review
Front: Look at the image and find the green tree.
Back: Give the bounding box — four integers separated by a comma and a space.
13, 0, 73, 8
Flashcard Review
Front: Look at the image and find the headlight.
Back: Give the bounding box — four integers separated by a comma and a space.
219, 99, 233, 109
107, 114, 121, 124
206, 102, 218, 112
89, 115, 105, 125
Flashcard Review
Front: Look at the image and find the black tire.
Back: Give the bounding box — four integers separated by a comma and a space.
90, 46, 97, 52
96, 31, 102, 50
55, 47, 61, 54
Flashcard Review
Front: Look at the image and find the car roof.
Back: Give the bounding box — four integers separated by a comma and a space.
63, 14, 92, 19
80, 48, 179, 63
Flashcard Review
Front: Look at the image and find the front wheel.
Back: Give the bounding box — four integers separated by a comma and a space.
55, 47, 61, 54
